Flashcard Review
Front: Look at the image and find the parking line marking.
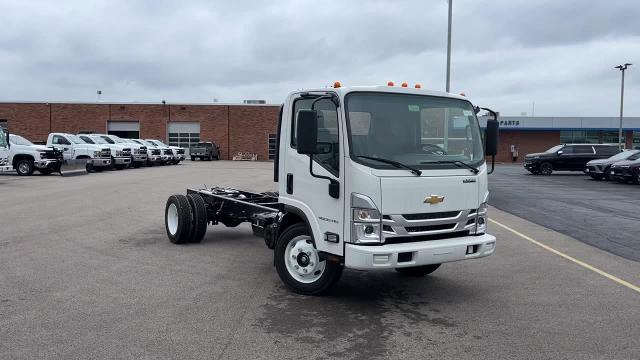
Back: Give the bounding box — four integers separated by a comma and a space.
489, 219, 640, 294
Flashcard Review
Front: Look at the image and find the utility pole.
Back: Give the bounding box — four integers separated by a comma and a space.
615, 63, 632, 151
445, 0, 452, 92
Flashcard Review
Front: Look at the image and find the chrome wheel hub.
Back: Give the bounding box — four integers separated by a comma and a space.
284, 235, 325, 284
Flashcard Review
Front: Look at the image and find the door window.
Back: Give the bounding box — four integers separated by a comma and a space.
291, 97, 340, 175
573, 145, 594, 154
52, 135, 70, 145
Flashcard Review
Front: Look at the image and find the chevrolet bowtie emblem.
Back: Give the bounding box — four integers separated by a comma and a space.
424, 195, 445, 205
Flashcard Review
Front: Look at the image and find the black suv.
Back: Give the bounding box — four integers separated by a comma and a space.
524, 144, 619, 175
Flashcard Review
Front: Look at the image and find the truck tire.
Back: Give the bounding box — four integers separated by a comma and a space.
395, 264, 441, 277
539, 162, 553, 176
187, 193, 208, 243
16, 159, 34, 176
275, 223, 343, 295
165, 195, 193, 244
191, 156, 195, 161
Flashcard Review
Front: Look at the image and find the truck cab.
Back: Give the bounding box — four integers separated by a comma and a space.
47, 133, 112, 172
165, 84, 499, 295
77, 134, 131, 170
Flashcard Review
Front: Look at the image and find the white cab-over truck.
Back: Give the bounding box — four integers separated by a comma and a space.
164, 84, 500, 295
47, 133, 112, 172
7, 134, 63, 175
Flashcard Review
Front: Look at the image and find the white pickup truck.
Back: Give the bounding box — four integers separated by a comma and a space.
146, 139, 185, 164
7, 134, 62, 176
47, 133, 112, 172
129, 139, 163, 166
144, 140, 174, 165
77, 134, 131, 170
0, 130, 11, 172
92, 134, 147, 168
164, 84, 500, 295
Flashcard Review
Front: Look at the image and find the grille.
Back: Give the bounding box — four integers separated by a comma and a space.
406, 224, 457, 233
122, 148, 131, 156
177, 149, 185, 154
152, 149, 161, 155
403, 211, 461, 220
42, 150, 61, 159
100, 149, 111, 158
384, 231, 471, 244
163, 149, 172, 155
139, 146, 147, 151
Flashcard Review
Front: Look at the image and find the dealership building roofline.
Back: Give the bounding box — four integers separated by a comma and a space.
0, 100, 281, 107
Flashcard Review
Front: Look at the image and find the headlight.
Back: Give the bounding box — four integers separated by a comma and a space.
475, 202, 488, 235
39, 152, 47, 159
620, 165, 630, 168
93, 151, 100, 157
350, 194, 381, 244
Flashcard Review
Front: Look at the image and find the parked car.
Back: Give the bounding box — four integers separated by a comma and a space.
145, 139, 184, 164
524, 144, 619, 175
609, 152, 640, 184
101, 135, 148, 168
143, 140, 173, 165
77, 134, 131, 170
46, 133, 112, 172
190, 141, 220, 161
7, 134, 62, 176
585, 149, 640, 180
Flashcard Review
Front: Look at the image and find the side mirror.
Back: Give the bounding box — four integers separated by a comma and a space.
296, 110, 319, 154
557, 150, 563, 155
485, 119, 499, 156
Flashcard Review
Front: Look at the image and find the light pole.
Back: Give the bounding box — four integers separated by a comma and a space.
615, 63, 631, 151
445, 0, 452, 92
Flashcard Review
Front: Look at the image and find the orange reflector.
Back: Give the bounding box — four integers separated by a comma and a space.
387, 81, 394, 86
401, 82, 408, 87
414, 83, 422, 88
333, 81, 341, 88
459, 92, 466, 97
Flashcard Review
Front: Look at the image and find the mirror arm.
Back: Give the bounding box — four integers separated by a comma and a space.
308, 157, 339, 199
480, 107, 497, 175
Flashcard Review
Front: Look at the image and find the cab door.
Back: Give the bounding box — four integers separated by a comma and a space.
51, 135, 74, 160
279, 94, 344, 256
571, 145, 595, 170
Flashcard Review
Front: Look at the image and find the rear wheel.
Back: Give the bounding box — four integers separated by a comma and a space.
187, 193, 208, 243
275, 223, 343, 295
395, 264, 441, 277
165, 195, 193, 244
539, 162, 553, 176
16, 159, 34, 176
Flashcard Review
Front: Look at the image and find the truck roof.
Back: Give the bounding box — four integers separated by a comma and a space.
294, 85, 470, 101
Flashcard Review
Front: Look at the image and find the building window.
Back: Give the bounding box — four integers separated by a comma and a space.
167, 122, 200, 155
560, 130, 622, 144
633, 131, 640, 149
268, 134, 277, 160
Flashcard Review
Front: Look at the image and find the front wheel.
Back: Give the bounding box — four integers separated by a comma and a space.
539, 162, 553, 176
275, 223, 343, 295
16, 159, 34, 176
395, 264, 441, 277
633, 171, 640, 185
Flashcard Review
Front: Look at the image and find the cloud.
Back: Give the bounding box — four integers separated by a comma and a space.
0, 0, 638, 116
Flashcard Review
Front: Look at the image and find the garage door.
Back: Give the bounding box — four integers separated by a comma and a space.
168, 122, 200, 155
107, 121, 140, 139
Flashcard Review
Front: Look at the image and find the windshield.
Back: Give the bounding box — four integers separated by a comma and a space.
609, 150, 638, 161
132, 140, 144, 145
78, 135, 96, 144
545, 145, 564, 153
68, 134, 86, 144
90, 136, 109, 144
345, 93, 484, 169
146, 140, 160, 146
10, 134, 34, 146
197, 142, 211, 147
154, 140, 168, 146
100, 136, 116, 144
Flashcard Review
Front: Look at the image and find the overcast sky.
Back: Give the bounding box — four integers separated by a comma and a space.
1, 0, 638, 116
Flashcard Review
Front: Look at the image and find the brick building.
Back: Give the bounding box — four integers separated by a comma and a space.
0, 102, 280, 161
1, 101, 639, 163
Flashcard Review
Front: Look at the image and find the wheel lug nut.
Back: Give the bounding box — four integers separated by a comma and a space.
310, 262, 314, 266
303, 269, 307, 273
298, 248, 302, 253
294, 265, 299, 269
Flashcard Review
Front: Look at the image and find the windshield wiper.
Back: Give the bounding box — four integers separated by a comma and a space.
357, 156, 422, 176
420, 160, 479, 174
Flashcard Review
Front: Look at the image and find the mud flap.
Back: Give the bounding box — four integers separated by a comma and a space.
59, 159, 88, 176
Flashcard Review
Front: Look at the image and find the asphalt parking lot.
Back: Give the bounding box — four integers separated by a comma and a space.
489, 165, 640, 262
1, 162, 639, 359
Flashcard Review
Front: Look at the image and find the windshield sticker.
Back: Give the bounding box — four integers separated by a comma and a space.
463, 110, 473, 116
408, 105, 420, 112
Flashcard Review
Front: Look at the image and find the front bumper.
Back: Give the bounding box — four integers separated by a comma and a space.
524, 162, 538, 171
91, 158, 112, 167
344, 233, 496, 270
113, 157, 131, 165
34, 160, 60, 169
160, 155, 170, 162
585, 165, 604, 174
133, 154, 147, 162
610, 168, 632, 180
175, 155, 185, 161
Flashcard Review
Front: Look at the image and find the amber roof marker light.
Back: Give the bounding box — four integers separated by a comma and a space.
414, 83, 422, 88
387, 81, 395, 86
401, 82, 408, 88
333, 81, 342, 88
